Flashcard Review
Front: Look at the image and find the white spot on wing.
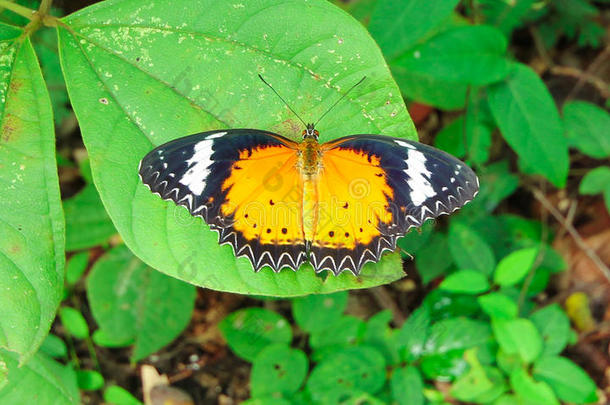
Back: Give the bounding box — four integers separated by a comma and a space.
405, 149, 436, 206
207, 131, 227, 139
179, 139, 215, 195
394, 139, 416, 149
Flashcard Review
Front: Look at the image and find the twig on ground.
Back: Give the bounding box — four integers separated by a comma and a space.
529, 186, 610, 284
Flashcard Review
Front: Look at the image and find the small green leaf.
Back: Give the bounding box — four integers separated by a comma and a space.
76, 370, 104, 391
307, 346, 386, 398
530, 304, 571, 356
415, 232, 453, 283
363, 310, 399, 365
369, 0, 459, 59
292, 291, 348, 333
65, 251, 89, 285
0, 23, 65, 364
468, 160, 519, 212
393, 25, 511, 85
391, 366, 424, 405
580, 166, 610, 195
510, 367, 559, 405
493, 318, 543, 363
449, 222, 496, 275
440, 270, 491, 294
310, 315, 364, 352
92, 329, 134, 348
563, 101, 610, 158
395, 306, 431, 362
39, 334, 68, 359
488, 63, 569, 187
478, 0, 535, 34
87, 245, 196, 361
250, 344, 308, 398
494, 247, 539, 287
478, 292, 518, 320
397, 221, 434, 256
420, 349, 468, 380
450, 349, 507, 403
59, 307, 89, 339
533, 356, 598, 403
63, 184, 117, 251
104, 385, 143, 405
0, 350, 79, 404
497, 348, 522, 375
424, 289, 481, 319
424, 318, 492, 355
219, 308, 291, 362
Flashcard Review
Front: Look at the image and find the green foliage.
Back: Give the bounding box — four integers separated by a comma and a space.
563, 101, 610, 159
63, 184, 117, 251
86, 245, 196, 361
219, 241, 597, 403
58, 307, 89, 340
75, 369, 104, 391
488, 63, 569, 188
219, 308, 292, 362
580, 166, 610, 213
0, 0, 604, 403
292, 291, 348, 333
0, 350, 79, 404
250, 344, 308, 398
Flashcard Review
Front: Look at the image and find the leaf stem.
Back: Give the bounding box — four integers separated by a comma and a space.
38, 0, 52, 16
0, 0, 36, 20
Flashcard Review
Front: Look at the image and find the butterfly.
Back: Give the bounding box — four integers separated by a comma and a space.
139, 78, 479, 275
139, 124, 478, 275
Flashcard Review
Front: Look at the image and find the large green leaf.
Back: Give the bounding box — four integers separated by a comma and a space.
86, 245, 196, 361
58, 0, 414, 296
0, 350, 79, 404
488, 63, 568, 187
0, 24, 64, 363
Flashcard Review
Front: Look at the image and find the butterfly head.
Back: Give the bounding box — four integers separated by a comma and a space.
302, 123, 319, 140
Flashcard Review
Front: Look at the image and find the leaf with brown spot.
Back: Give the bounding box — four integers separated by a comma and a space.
0, 23, 65, 367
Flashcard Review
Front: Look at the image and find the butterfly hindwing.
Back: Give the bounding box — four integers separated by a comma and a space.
139, 129, 307, 271
310, 135, 479, 274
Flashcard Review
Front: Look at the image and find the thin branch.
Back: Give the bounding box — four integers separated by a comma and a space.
563, 44, 610, 102
530, 186, 610, 283
0, 0, 36, 20
38, 0, 52, 16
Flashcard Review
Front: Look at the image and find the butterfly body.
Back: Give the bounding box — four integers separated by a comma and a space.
139, 128, 479, 275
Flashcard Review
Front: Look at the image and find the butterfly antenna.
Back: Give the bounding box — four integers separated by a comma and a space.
314, 76, 366, 126
258, 74, 308, 127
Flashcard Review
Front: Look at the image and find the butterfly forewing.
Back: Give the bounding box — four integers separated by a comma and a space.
138, 129, 307, 271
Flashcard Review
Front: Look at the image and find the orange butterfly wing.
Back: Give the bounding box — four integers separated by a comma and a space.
310, 135, 479, 274
139, 129, 306, 271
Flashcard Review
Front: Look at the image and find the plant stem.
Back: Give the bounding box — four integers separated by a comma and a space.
0, 0, 36, 20
38, 0, 52, 15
